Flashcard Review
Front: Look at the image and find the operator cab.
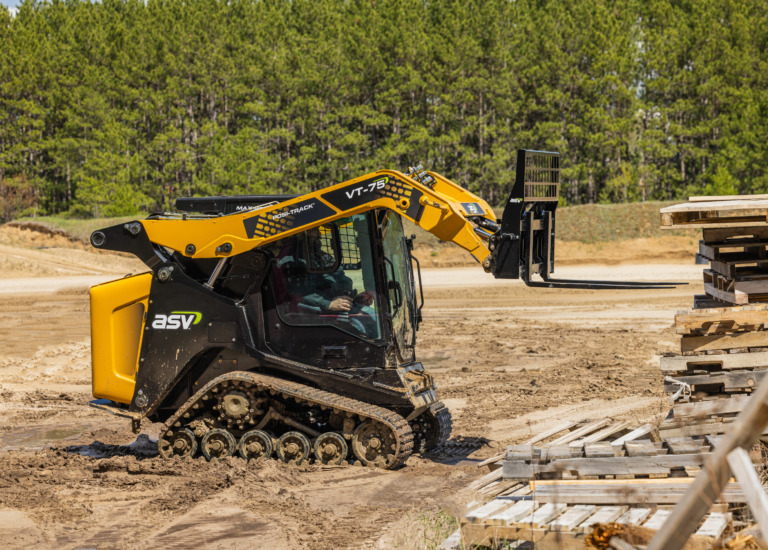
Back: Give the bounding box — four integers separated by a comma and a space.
261, 210, 421, 370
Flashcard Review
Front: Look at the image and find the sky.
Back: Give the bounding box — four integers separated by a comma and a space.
1, 0, 18, 10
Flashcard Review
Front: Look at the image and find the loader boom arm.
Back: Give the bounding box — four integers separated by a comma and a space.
138, 169, 498, 266
92, 150, 678, 289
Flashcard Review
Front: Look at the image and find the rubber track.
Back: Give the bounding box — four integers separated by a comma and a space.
162, 371, 414, 469
429, 401, 453, 447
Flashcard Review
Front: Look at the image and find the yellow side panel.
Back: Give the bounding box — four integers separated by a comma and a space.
90, 272, 152, 404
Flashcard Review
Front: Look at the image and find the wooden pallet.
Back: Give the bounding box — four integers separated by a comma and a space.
502, 434, 720, 481
703, 269, 768, 305
458, 499, 732, 549
660, 198, 768, 229
674, 305, 768, 336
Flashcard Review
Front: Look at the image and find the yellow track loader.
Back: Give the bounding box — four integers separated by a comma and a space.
88, 150, 674, 468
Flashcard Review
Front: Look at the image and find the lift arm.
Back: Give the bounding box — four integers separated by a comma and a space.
91, 150, 678, 289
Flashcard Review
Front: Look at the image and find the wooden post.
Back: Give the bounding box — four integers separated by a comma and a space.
648, 372, 768, 550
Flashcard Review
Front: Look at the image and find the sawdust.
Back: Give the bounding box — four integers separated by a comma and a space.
0, 224, 701, 548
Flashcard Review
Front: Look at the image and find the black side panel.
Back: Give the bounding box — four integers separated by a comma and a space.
321, 175, 425, 222
130, 268, 244, 415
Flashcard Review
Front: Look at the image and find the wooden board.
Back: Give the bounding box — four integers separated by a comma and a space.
660, 199, 768, 229
668, 395, 751, 420
527, 480, 747, 505
675, 304, 768, 336
503, 453, 709, 480
660, 351, 768, 373
681, 329, 768, 353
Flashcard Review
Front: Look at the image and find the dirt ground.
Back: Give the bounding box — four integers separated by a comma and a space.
0, 225, 702, 549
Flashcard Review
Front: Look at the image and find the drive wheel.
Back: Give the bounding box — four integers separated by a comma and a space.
201, 428, 236, 460
313, 432, 348, 465
238, 430, 273, 462
276, 431, 311, 465
411, 402, 452, 453
351, 420, 398, 467
158, 428, 197, 459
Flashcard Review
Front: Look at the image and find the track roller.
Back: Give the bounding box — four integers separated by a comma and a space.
238, 429, 273, 462
201, 428, 236, 460
158, 428, 197, 459
276, 431, 311, 465
351, 420, 398, 467
313, 432, 348, 465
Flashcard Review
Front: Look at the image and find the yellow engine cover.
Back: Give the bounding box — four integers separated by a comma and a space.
90, 272, 152, 404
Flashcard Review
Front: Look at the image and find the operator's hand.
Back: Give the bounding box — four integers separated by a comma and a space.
328, 296, 353, 312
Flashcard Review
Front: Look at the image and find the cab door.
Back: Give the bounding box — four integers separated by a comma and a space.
379, 212, 417, 363
261, 213, 387, 369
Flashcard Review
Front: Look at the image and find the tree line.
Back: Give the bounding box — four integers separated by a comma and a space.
1, 0, 767, 219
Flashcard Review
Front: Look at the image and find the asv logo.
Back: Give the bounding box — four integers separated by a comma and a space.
151, 311, 202, 330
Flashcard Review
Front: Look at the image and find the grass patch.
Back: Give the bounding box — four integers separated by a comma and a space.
388, 509, 460, 550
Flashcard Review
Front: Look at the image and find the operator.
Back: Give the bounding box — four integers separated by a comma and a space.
300, 227, 357, 313
275, 227, 372, 315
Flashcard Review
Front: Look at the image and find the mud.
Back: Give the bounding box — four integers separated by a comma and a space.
0, 225, 701, 549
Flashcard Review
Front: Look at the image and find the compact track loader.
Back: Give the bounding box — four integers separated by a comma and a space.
89, 150, 674, 468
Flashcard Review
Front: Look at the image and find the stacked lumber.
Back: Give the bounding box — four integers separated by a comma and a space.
659, 197, 768, 434
661, 198, 768, 305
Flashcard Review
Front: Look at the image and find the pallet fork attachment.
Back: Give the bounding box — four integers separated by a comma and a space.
487, 150, 683, 290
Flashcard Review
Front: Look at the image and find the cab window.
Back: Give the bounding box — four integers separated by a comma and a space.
268, 215, 382, 341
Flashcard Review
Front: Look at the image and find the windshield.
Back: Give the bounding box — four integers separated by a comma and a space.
380, 212, 415, 359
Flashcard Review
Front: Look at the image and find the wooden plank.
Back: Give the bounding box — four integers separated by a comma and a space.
580, 421, 633, 445
547, 505, 595, 531
548, 419, 612, 446
727, 447, 768, 544
487, 500, 537, 526
665, 437, 706, 455
616, 508, 652, 525
643, 509, 672, 530
689, 195, 768, 203
670, 395, 750, 419
465, 499, 514, 524
529, 482, 747, 505
522, 421, 580, 446
675, 304, 768, 335
661, 198, 768, 213
583, 442, 616, 458
694, 512, 731, 538
611, 424, 655, 447
577, 506, 627, 533
703, 227, 768, 242
625, 440, 662, 457
504, 453, 708, 479
681, 329, 768, 353
468, 467, 504, 491
541, 445, 577, 460
519, 502, 568, 528
660, 351, 768, 373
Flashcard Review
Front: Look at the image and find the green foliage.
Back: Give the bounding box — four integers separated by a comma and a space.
2, 0, 768, 218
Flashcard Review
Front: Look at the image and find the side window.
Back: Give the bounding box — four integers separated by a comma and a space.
268, 215, 382, 341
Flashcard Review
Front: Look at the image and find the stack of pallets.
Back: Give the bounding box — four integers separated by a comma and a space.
443, 421, 747, 549
659, 196, 768, 434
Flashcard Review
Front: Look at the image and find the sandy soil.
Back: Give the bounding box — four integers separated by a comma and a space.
0, 225, 703, 549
